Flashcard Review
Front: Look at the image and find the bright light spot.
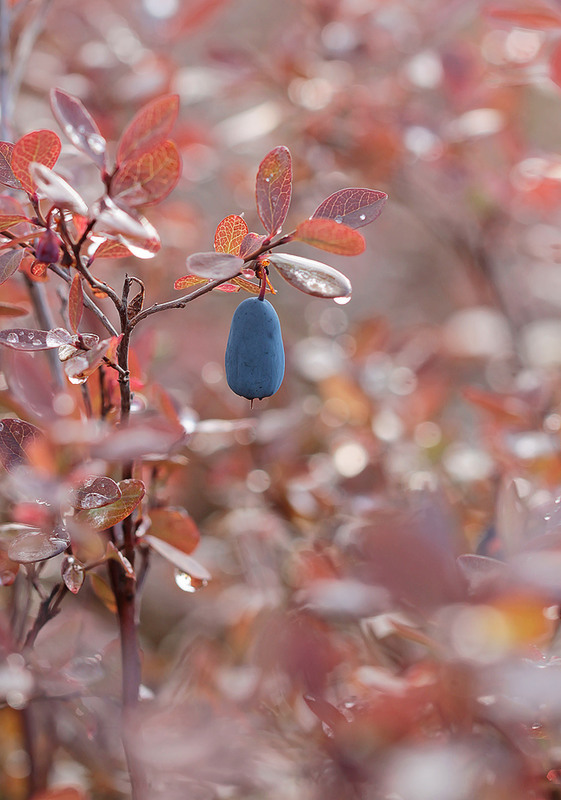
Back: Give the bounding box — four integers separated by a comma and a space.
481, 29, 509, 65
288, 77, 335, 110
451, 604, 510, 662
372, 407, 404, 442
443, 443, 494, 482
321, 21, 357, 53
143, 0, 179, 18
505, 28, 543, 63
545, 413, 561, 432
404, 126, 442, 160
332, 441, 369, 477
53, 392, 75, 416
405, 50, 443, 88
202, 361, 223, 385
446, 108, 504, 140
522, 319, 561, 367
414, 421, 441, 449
408, 470, 438, 491
216, 101, 282, 147
443, 307, 512, 358
388, 366, 417, 396
246, 469, 271, 493
334, 295, 352, 305
292, 337, 345, 381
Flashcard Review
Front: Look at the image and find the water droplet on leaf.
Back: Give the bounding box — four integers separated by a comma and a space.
6, 333, 17, 343
334, 295, 351, 305
62, 555, 84, 594
174, 569, 207, 593
334, 215, 343, 223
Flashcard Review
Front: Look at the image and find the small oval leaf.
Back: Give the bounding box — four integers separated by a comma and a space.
0, 329, 63, 350
148, 507, 200, 556
267, 253, 352, 298
29, 163, 89, 216
70, 476, 122, 510
8, 530, 69, 563
117, 94, 179, 164
68, 274, 83, 334
0, 249, 24, 285
293, 218, 365, 255
256, 146, 292, 236
214, 214, 249, 255
311, 188, 387, 229
0, 419, 42, 471
174, 274, 207, 291
0, 302, 28, 317
73, 479, 145, 531
50, 88, 107, 170
145, 534, 210, 581
11, 130, 62, 195
112, 140, 181, 206
0, 142, 21, 189
185, 251, 243, 280
239, 232, 268, 259
61, 555, 85, 594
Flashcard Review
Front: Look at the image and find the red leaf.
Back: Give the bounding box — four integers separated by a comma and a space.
255, 146, 292, 236
239, 231, 267, 259
484, 5, 561, 29
0, 418, 42, 472
185, 251, 243, 280
117, 94, 179, 165
0, 303, 28, 317
68, 274, 83, 334
0, 213, 33, 230
214, 214, 249, 255
0, 249, 23, 284
73, 479, 145, 531
11, 130, 62, 195
31, 786, 89, 800
311, 188, 387, 229
148, 507, 200, 556
293, 218, 365, 255
93, 199, 160, 258
0, 142, 21, 189
70, 476, 122, 510
112, 140, 181, 206
550, 40, 561, 88
50, 88, 106, 170
92, 239, 132, 260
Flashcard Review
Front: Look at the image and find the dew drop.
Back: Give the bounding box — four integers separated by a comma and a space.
32, 339, 42, 346
0, 422, 4, 431
265, 176, 271, 182
334, 215, 343, 224
27, 332, 33, 339
334, 295, 352, 305
6, 333, 18, 344
86, 133, 106, 155
359, 213, 366, 220
174, 569, 207, 593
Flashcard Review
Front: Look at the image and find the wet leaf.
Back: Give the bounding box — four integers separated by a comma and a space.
63, 337, 115, 384
105, 541, 135, 578
117, 94, 179, 164
0, 142, 21, 189
0, 249, 23, 284
0, 328, 66, 350
68, 274, 83, 334
11, 130, 62, 195
8, 529, 69, 563
0, 418, 42, 471
214, 214, 249, 255
70, 476, 122, 510
184, 251, 243, 280
0, 302, 27, 316
61, 555, 85, 594
267, 253, 352, 298
239, 231, 267, 259
50, 88, 107, 170
112, 140, 181, 206
255, 146, 292, 236
174, 274, 207, 290
145, 534, 211, 581
29, 163, 89, 216
148, 507, 200, 556
73, 479, 145, 531
311, 188, 387, 229
93, 199, 160, 258
46, 327, 74, 346
293, 218, 365, 255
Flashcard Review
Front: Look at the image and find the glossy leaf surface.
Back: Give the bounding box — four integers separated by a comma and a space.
68, 274, 83, 334
29, 163, 88, 215
239, 232, 268, 259
148, 507, 200, 556
267, 253, 352, 298
112, 140, 181, 206
70, 476, 122, 510
214, 214, 249, 255
117, 94, 179, 164
184, 251, 243, 280
293, 218, 365, 255
0, 249, 23, 285
11, 130, 62, 195
0, 328, 67, 350
0, 419, 41, 471
61, 555, 85, 594
145, 534, 211, 581
73, 479, 145, 531
311, 188, 387, 229
255, 146, 292, 236
8, 529, 69, 563
50, 88, 107, 170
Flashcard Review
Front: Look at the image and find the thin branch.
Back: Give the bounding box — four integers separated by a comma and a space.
0, 0, 11, 141
22, 582, 67, 652
11, 0, 54, 108
48, 263, 119, 336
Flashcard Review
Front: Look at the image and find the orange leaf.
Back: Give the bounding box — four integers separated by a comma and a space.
92, 239, 132, 259
174, 274, 207, 290
112, 140, 181, 206
293, 218, 365, 255
148, 507, 200, 555
11, 130, 61, 195
68, 274, 83, 334
0, 142, 21, 189
485, 5, 561, 29
31, 787, 89, 800
0, 213, 32, 230
73, 479, 145, 531
117, 94, 179, 164
214, 214, 249, 255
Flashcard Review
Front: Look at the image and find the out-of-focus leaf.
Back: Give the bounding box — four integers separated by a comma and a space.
255, 146, 292, 236
0, 213, 32, 229
456, 554, 507, 595
91, 418, 184, 461
311, 188, 387, 229
462, 386, 531, 427
50, 88, 106, 170
11, 130, 61, 195
105, 541, 135, 578
31, 787, 89, 800
0, 249, 23, 284
63, 337, 115, 385
0, 328, 67, 351
214, 214, 248, 255
70, 476, 122, 510
112, 140, 181, 206
148, 507, 200, 556
90, 573, 117, 613
93, 199, 160, 258
145, 534, 210, 581
61, 555, 85, 594
0, 142, 21, 189
0, 418, 41, 471
267, 253, 352, 298
292, 218, 365, 255
484, 5, 561, 29
184, 251, 243, 280
174, 274, 207, 290
68, 274, 83, 334
304, 694, 348, 730
0, 547, 19, 585
0, 302, 27, 316
8, 528, 69, 563
117, 94, 179, 164
239, 232, 267, 258
73, 479, 145, 531
29, 163, 88, 216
